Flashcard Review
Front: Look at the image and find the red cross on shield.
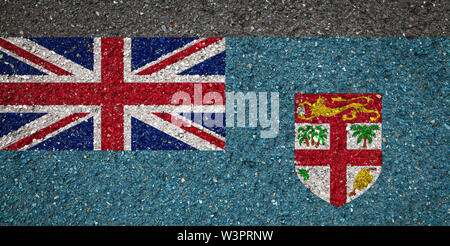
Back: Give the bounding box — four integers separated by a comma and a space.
295, 93, 382, 207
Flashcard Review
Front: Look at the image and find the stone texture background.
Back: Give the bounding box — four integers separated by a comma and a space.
1, 38, 448, 225
0, 1, 448, 225
0, 0, 448, 37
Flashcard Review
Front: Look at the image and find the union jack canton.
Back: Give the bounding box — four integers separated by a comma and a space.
0, 37, 226, 151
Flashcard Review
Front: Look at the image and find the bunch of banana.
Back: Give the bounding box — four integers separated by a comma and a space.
349, 168, 377, 196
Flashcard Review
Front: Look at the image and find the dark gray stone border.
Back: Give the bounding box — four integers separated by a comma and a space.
0, 0, 448, 37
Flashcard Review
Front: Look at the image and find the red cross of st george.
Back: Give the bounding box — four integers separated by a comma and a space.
295, 94, 382, 207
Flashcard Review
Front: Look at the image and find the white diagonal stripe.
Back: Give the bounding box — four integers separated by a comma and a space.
22, 113, 93, 150
0, 112, 66, 149
131, 38, 202, 75
0, 105, 101, 150
125, 38, 225, 83
0, 44, 54, 75
146, 39, 225, 78
127, 105, 225, 113
0, 38, 99, 82
169, 113, 225, 142
130, 109, 222, 151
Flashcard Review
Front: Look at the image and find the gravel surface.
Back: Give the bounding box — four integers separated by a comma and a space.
0, 0, 448, 225
0, 0, 448, 37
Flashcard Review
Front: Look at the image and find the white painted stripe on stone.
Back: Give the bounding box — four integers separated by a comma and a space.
127, 105, 225, 113
0, 105, 101, 114
123, 108, 132, 151
125, 75, 226, 83
123, 37, 133, 84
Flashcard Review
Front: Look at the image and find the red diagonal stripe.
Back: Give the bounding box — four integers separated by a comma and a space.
0, 38, 73, 76
153, 112, 225, 149
136, 37, 223, 75
2, 113, 89, 150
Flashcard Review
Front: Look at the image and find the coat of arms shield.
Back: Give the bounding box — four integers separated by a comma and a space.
295, 93, 382, 207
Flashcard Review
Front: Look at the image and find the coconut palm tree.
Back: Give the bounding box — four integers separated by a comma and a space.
298, 125, 315, 147
298, 125, 328, 148
350, 124, 380, 149
297, 126, 309, 146
298, 125, 313, 146
306, 125, 317, 146
314, 126, 328, 148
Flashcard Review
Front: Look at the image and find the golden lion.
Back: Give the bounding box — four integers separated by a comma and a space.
297, 96, 380, 122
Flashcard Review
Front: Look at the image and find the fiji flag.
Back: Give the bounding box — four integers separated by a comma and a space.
0, 37, 226, 151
